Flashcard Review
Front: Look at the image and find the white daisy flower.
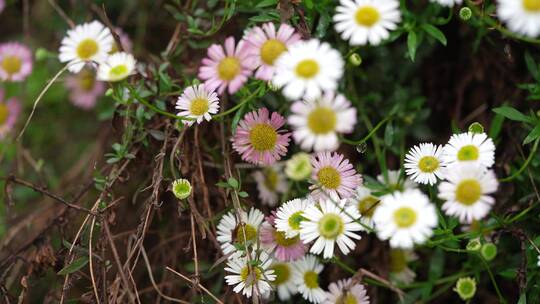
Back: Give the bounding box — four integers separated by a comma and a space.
404, 143, 446, 185
497, 0, 540, 38
216, 208, 265, 255
429, 0, 462, 7
288, 91, 357, 152
373, 189, 438, 249
97, 52, 136, 82
225, 250, 276, 298
300, 199, 362, 258
389, 249, 417, 284
333, 0, 401, 46
252, 165, 288, 207
442, 132, 495, 169
377, 170, 416, 192
175, 84, 220, 126
273, 39, 344, 101
438, 163, 499, 223
270, 262, 298, 301
347, 186, 380, 229
59, 21, 114, 73
293, 255, 327, 303
275, 198, 311, 238
325, 278, 370, 304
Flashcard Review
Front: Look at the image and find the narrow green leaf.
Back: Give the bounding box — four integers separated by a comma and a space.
493, 106, 534, 124
524, 51, 539, 81
523, 124, 540, 145
421, 24, 447, 46
255, 0, 277, 8
407, 31, 418, 61
489, 112, 505, 139
227, 177, 239, 189
58, 257, 89, 275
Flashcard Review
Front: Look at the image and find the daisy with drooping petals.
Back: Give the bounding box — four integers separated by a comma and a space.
438, 163, 498, 223
429, 0, 462, 7
497, 0, 540, 38
245, 22, 301, 81
216, 208, 265, 255
270, 261, 298, 300
377, 170, 416, 192
252, 165, 288, 206
175, 84, 220, 126
373, 189, 438, 249
97, 52, 136, 82
273, 39, 344, 100
0, 89, 21, 139
260, 213, 307, 262
442, 132, 495, 169
0, 42, 33, 82
293, 255, 327, 303
333, 0, 401, 46
232, 108, 291, 166
225, 250, 275, 298
198, 37, 253, 95
325, 278, 370, 304
59, 21, 114, 73
310, 152, 362, 200
404, 143, 446, 185
275, 198, 311, 238
300, 199, 362, 258
348, 186, 380, 229
65, 68, 105, 110
389, 249, 417, 284
288, 91, 357, 152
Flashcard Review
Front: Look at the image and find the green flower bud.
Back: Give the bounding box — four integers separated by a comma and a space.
172, 178, 192, 200
105, 88, 114, 97
35, 48, 50, 61
454, 277, 476, 300
468, 122, 484, 134
481, 243, 497, 261
285, 152, 312, 181
459, 7, 472, 21
466, 238, 482, 251
348, 53, 362, 66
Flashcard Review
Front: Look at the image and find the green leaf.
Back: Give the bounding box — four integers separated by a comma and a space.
523, 124, 540, 145
421, 24, 447, 46
489, 112, 505, 139
238, 191, 249, 198
407, 31, 418, 61
255, 0, 277, 8
227, 177, 239, 189
58, 257, 89, 275
493, 106, 534, 124
524, 51, 539, 81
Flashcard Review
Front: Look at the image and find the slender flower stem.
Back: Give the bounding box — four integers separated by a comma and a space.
213, 86, 263, 120
341, 116, 392, 145
499, 138, 539, 182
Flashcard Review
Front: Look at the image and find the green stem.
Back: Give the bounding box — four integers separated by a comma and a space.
213, 86, 263, 120
340, 116, 392, 145
499, 138, 539, 182
127, 85, 191, 121
481, 258, 506, 303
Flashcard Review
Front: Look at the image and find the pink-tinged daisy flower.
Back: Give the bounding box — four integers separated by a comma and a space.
325, 278, 370, 304
0, 89, 22, 139
198, 36, 254, 95
245, 22, 301, 81
0, 0, 5, 13
64, 68, 105, 110
252, 164, 288, 207
175, 84, 220, 126
310, 152, 362, 200
0, 42, 33, 82
260, 213, 307, 262
232, 108, 291, 166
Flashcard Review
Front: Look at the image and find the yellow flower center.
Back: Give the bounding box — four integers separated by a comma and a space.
307, 107, 337, 134
358, 196, 379, 218
389, 249, 407, 272
318, 213, 344, 239
260, 39, 287, 65
189, 98, 209, 116
455, 179, 482, 206
271, 263, 290, 285
336, 293, 359, 304
78, 70, 96, 91
304, 271, 319, 289
288, 211, 306, 230
1, 56, 22, 75
523, 0, 540, 11
355, 6, 380, 27
240, 265, 262, 283
457, 145, 479, 161
393, 207, 417, 228
274, 230, 300, 247
0, 104, 10, 126
76, 39, 99, 60
235, 224, 257, 244
249, 123, 277, 152
109, 64, 128, 79
295, 59, 319, 79
317, 166, 341, 189
263, 168, 279, 191
217, 57, 241, 81
418, 156, 439, 173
